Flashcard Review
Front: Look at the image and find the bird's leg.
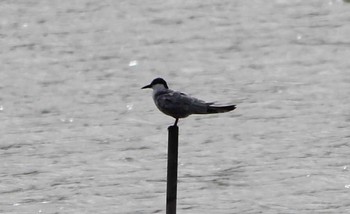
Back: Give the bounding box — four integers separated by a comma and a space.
173, 118, 179, 127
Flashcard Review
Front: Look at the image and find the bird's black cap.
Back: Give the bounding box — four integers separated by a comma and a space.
141, 77, 169, 89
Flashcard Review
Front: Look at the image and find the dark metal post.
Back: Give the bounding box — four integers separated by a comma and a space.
166, 125, 179, 214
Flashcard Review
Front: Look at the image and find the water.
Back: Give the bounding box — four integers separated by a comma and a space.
1, 0, 350, 213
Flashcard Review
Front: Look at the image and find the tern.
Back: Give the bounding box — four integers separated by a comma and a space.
142, 78, 236, 126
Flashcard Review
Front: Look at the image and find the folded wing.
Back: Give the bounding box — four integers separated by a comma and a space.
155, 90, 235, 118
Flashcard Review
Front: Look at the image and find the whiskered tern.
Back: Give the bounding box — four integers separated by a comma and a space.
142, 78, 236, 126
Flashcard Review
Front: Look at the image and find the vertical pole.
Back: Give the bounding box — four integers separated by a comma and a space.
166, 125, 179, 214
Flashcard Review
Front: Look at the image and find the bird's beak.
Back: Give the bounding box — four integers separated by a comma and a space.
141, 84, 152, 89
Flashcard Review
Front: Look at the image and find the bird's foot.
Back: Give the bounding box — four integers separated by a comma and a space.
173, 118, 179, 127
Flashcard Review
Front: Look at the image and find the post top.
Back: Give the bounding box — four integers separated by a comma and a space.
168, 125, 179, 131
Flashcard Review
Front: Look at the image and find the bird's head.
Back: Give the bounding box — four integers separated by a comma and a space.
141, 78, 169, 90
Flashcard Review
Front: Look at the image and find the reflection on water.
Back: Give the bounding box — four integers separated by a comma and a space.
1, 0, 350, 213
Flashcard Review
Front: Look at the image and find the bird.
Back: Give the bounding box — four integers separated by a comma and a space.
141, 77, 236, 126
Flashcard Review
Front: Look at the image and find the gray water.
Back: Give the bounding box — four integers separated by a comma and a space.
1, 0, 350, 213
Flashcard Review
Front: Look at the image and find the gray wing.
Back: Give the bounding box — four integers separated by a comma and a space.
155, 90, 211, 118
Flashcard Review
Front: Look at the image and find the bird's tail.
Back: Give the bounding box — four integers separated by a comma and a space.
207, 105, 236, 114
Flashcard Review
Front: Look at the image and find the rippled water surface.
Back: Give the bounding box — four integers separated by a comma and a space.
1, 0, 350, 213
